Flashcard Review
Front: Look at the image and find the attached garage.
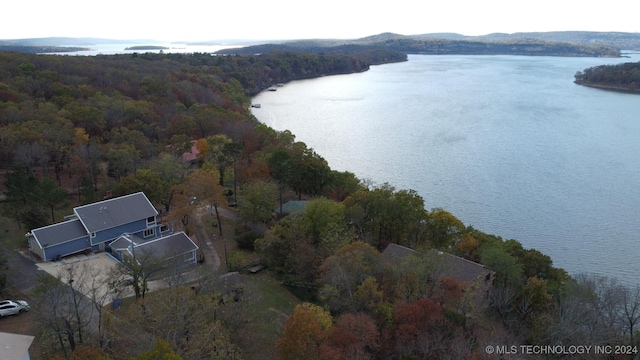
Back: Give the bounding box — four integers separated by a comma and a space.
27, 219, 91, 261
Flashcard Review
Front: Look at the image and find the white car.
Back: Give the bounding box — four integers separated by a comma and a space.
0, 300, 30, 317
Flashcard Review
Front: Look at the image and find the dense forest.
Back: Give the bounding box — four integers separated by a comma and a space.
574, 61, 640, 93
0, 49, 639, 359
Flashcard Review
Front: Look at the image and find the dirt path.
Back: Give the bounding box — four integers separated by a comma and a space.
194, 208, 221, 271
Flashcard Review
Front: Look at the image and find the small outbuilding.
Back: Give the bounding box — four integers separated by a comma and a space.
0, 332, 35, 360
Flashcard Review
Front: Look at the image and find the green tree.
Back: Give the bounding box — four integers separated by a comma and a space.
2, 165, 38, 228
131, 339, 183, 360
303, 197, 347, 244
325, 170, 363, 201
105, 144, 139, 181
202, 134, 234, 185
148, 153, 190, 212
344, 184, 427, 248
318, 241, 384, 314
268, 149, 291, 214
0, 252, 8, 293
116, 169, 165, 208
34, 177, 68, 222
237, 179, 277, 224
424, 208, 465, 249
481, 244, 523, 288
255, 215, 309, 277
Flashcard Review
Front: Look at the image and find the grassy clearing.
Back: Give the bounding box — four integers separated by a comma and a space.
201, 210, 301, 359
240, 273, 301, 360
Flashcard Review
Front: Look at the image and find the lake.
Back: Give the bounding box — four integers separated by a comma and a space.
252, 53, 640, 287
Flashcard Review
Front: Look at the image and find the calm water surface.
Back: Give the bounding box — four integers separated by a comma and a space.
253, 54, 640, 286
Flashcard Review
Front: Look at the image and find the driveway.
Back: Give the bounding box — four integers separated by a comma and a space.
35, 252, 121, 305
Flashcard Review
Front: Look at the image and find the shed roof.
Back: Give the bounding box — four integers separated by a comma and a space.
74, 192, 158, 233
31, 218, 87, 247
275, 200, 309, 215
0, 332, 34, 360
117, 232, 198, 260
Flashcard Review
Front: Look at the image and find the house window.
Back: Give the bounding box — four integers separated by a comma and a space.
143, 228, 154, 238
90, 232, 96, 239
160, 224, 169, 233
184, 251, 194, 262
147, 216, 156, 226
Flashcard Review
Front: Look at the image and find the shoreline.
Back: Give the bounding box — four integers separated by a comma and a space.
574, 81, 640, 94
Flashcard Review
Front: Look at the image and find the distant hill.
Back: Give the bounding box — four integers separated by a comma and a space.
217, 32, 621, 57
0, 45, 90, 54
473, 31, 640, 50
3, 32, 638, 56
0, 37, 157, 46
0, 37, 157, 53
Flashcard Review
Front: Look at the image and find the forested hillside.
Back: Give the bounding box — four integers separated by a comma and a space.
222, 34, 621, 57
1, 50, 639, 359
575, 61, 640, 93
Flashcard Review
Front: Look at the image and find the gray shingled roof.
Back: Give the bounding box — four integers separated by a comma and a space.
382, 243, 494, 284
429, 250, 494, 284
109, 233, 145, 251
31, 219, 87, 247
0, 332, 34, 360
117, 232, 198, 260
74, 192, 158, 233
382, 243, 418, 265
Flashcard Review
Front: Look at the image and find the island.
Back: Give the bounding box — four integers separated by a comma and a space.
124, 45, 169, 51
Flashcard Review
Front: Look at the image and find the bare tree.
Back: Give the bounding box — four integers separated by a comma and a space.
15, 142, 48, 174
32, 269, 92, 356
82, 263, 118, 348
59, 264, 93, 345
115, 246, 165, 299
617, 285, 640, 357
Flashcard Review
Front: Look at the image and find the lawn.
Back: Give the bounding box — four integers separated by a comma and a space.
234, 273, 301, 360
200, 210, 301, 360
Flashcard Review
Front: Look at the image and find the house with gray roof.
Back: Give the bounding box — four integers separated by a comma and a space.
383, 243, 494, 285
27, 192, 170, 261
109, 231, 199, 267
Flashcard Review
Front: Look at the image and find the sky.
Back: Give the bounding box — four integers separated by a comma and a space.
2, 0, 638, 42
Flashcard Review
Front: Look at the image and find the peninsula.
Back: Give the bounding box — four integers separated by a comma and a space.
574, 61, 640, 93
